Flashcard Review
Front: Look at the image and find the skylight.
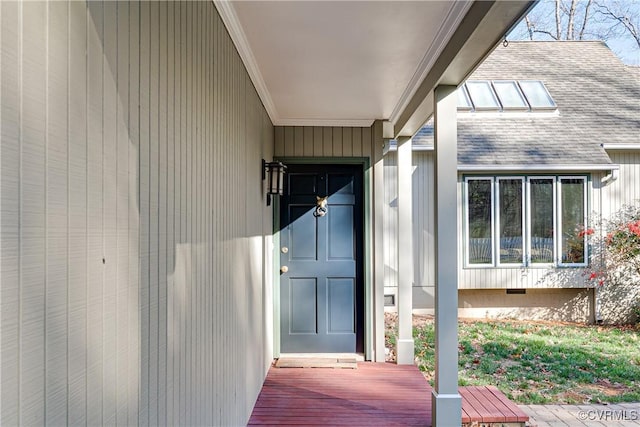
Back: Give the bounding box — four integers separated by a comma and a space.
518, 80, 557, 109
465, 81, 501, 110
457, 80, 556, 113
457, 85, 473, 110
492, 81, 528, 110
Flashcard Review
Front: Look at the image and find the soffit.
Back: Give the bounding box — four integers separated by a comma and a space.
217, 1, 472, 127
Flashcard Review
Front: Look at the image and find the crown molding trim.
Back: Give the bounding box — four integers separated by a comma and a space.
213, 0, 279, 124
274, 119, 374, 128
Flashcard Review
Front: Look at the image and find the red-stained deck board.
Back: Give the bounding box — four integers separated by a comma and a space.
460, 386, 509, 423
248, 362, 528, 426
487, 385, 531, 420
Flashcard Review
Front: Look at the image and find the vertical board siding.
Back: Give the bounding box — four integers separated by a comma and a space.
1, 3, 22, 424
68, 2, 88, 424
274, 125, 373, 158
127, 3, 141, 424
383, 152, 436, 290
0, 2, 274, 426
115, 3, 130, 425
601, 151, 640, 218
45, 2, 69, 426
21, 3, 47, 426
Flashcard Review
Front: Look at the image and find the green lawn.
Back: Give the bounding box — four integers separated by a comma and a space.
386, 315, 640, 405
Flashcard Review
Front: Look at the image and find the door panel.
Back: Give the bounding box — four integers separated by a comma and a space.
288, 278, 317, 334
328, 206, 354, 259
289, 207, 317, 260
280, 164, 363, 353
327, 278, 355, 333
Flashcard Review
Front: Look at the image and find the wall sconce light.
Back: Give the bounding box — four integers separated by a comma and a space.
262, 159, 287, 206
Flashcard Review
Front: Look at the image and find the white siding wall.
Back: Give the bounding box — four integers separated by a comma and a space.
600, 151, 640, 216
597, 151, 640, 323
383, 152, 436, 308
0, 2, 274, 425
274, 126, 372, 158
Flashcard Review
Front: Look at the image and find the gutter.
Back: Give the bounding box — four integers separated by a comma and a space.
458, 164, 619, 172
601, 143, 640, 150
601, 168, 619, 185
384, 143, 434, 153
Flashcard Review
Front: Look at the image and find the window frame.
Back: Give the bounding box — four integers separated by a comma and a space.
526, 176, 556, 267
495, 177, 526, 267
557, 176, 589, 267
457, 85, 473, 111
464, 176, 495, 268
463, 174, 588, 269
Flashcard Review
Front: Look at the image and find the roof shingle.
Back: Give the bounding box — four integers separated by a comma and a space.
413, 41, 640, 167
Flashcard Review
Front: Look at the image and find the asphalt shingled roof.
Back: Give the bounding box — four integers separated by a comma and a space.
411, 41, 640, 168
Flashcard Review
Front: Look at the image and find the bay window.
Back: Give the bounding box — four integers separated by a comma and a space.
464, 176, 588, 267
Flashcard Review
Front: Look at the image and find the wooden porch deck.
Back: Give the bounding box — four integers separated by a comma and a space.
248, 362, 529, 426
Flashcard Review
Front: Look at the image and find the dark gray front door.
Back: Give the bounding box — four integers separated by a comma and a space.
280, 164, 364, 353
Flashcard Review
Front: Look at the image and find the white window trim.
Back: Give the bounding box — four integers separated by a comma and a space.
557, 176, 589, 267
496, 177, 525, 267
526, 177, 556, 267
464, 177, 495, 268
464, 174, 588, 269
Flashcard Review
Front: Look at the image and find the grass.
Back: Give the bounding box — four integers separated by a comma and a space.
385, 314, 640, 405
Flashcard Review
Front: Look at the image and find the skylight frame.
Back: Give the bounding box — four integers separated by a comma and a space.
465, 80, 501, 111
491, 80, 529, 111
518, 80, 557, 110
457, 85, 473, 111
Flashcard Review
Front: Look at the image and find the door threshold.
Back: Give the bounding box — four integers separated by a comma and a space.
279, 353, 365, 362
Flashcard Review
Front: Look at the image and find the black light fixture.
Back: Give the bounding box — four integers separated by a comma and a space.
262, 159, 287, 206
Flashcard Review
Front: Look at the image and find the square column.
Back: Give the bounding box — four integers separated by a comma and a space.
396, 136, 414, 365
372, 121, 387, 362
432, 85, 462, 426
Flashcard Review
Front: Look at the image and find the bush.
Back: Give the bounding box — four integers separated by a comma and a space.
586, 204, 640, 286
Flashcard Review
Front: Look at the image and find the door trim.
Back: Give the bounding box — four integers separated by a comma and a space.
272, 157, 372, 360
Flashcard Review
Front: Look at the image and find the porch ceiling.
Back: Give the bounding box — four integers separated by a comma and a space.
216, 1, 533, 137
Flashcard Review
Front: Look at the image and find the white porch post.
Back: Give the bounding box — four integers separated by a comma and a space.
373, 121, 387, 362
432, 85, 462, 426
396, 136, 414, 365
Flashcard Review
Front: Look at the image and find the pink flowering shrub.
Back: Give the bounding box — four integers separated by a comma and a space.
606, 219, 640, 272
585, 204, 640, 287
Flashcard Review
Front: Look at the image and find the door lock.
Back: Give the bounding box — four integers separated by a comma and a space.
280, 266, 289, 273
281, 247, 288, 253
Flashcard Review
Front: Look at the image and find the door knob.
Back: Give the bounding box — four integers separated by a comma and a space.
281, 247, 288, 253
280, 266, 289, 273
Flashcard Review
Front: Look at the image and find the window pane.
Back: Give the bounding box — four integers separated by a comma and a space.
493, 81, 528, 110
467, 180, 492, 264
530, 179, 554, 263
498, 179, 523, 264
466, 81, 500, 110
561, 178, 586, 264
519, 80, 556, 109
457, 86, 473, 110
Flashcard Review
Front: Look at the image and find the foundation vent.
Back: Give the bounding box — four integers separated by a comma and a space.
384, 294, 395, 306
